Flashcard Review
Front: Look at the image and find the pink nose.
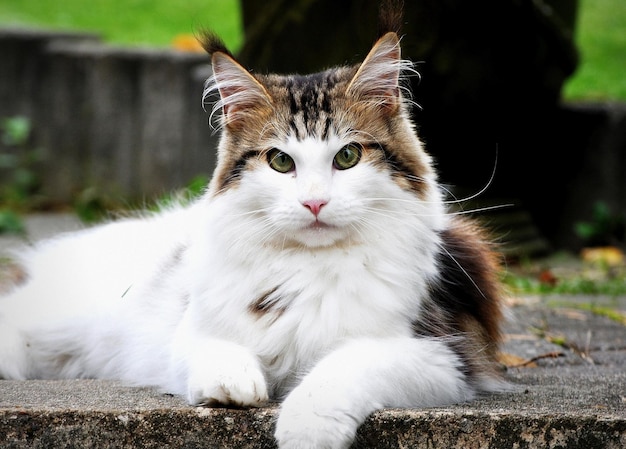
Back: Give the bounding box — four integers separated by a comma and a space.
302, 199, 327, 217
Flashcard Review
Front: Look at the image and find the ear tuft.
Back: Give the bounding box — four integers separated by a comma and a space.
347, 32, 412, 113
197, 30, 233, 58
203, 50, 272, 129
377, 0, 404, 38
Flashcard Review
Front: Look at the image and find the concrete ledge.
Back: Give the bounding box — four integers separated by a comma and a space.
1, 380, 278, 449
1, 370, 625, 449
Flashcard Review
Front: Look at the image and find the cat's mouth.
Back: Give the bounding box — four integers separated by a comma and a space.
305, 219, 333, 231
293, 219, 344, 248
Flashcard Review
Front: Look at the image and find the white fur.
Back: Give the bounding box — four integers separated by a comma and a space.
0, 130, 473, 449
275, 337, 472, 449
0, 132, 472, 448
0, 28, 489, 447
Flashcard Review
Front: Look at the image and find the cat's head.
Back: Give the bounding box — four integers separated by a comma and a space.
201, 32, 444, 249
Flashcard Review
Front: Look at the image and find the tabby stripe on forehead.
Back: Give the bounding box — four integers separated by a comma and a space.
286, 74, 333, 140
321, 116, 331, 141
220, 150, 260, 190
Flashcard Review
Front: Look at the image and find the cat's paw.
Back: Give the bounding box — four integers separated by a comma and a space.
186, 356, 269, 407
275, 387, 358, 449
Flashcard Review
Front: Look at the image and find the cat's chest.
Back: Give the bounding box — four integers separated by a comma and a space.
254, 246, 406, 308
234, 246, 423, 359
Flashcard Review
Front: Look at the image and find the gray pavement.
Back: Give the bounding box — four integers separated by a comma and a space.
0, 214, 625, 448
0, 213, 85, 255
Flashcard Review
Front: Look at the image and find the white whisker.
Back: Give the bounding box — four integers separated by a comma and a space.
441, 148, 500, 205
436, 242, 487, 300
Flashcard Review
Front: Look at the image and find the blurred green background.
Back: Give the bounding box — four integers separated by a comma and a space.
0, 0, 243, 52
0, 0, 624, 101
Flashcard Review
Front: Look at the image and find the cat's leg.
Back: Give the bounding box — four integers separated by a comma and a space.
186, 340, 268, 407
275, 336, 473, 449
170, 328, 269, 407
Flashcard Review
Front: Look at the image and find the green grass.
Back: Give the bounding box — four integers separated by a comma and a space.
563, 0, 626, 101
503, 251, 626, 297
0, 0, 623, 100
0, 0, 243, 52
504, 271, 626, 297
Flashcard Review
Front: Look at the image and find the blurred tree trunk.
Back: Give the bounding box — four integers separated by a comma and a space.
239, 0, 379, 74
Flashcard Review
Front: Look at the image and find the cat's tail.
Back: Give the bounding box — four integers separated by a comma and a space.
0, 310, 101, 380
0, 320, 30, 379
0, 286, 92, 380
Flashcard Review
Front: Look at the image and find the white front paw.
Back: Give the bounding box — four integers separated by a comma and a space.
187, 358, 269, 407
275, 388, 358, 449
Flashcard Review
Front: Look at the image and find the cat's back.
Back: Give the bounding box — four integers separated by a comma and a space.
1, 203, 199, 320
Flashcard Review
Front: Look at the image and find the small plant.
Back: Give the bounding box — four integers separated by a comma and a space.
148, 175, 208, 212
503, 251, 626, 298
74, 175, 210, 223
575, 201, 626, 248
73, 187, 128, 223
0, 116, 44, 235
0, 116, 42, 204
0, 209, 25, 236
503, 270, 626, 297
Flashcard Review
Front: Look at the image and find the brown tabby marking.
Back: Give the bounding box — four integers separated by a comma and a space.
415, 216, 504, 380
249, 287, 285, 319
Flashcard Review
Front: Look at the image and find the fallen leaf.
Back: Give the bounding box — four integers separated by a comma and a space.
581, 246, 624, 267
497, 352, 537, 368
538, 269, 558, 287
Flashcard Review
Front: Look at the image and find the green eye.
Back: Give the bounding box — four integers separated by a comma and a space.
267, 148, 295, 173
333, 143, 362, 170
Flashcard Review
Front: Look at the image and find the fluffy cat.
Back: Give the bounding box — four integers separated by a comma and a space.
0, 26, 505, 449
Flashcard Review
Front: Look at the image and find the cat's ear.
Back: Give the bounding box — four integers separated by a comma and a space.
346, 32, 404, 113
209, 51, 272, 128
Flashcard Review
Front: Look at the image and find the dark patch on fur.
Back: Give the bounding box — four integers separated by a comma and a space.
288, 117, 301, 140
378, 143, 425, 191
287, 81, 300, 116
0, 260, 28, 295
219, 150, 260, 190
414, 217, 503, 382
321, 116, 332, 141
249, 287, 284, 318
